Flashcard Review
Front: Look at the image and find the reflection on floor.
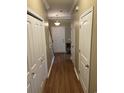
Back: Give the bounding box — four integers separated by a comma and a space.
43, 53, 84, 93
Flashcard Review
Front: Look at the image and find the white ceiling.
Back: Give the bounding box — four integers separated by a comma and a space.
47, 0, 75, 11
44, 0, 78, 19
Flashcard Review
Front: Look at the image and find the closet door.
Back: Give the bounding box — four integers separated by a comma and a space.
27, 15, 40, 93
27, 15, 32, 93
41, 24, 47, 79
27, 80, 32, 93
27, 61, 32, 93
38, 20, 48, 92
36, 20, 46, 93
27, 14, 47, 93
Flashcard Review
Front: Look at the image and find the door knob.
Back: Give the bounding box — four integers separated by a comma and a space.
85, 64, 89, 68
32, 73, 36, 79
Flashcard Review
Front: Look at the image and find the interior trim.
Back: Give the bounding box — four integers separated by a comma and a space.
80, 6, 93, 20
47, 56, 55, 78
74, 67, 79, 80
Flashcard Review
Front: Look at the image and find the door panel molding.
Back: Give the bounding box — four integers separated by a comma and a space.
80, 7, 93, 19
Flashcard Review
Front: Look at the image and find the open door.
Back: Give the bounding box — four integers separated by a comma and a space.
79, 7, 93, 93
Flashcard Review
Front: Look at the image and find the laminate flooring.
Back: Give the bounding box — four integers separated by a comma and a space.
43, 53, 84, 93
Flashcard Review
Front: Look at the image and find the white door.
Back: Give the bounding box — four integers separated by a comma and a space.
71, 24, 75, 65
27, 61, 32, 93
79, 7, 93, 93
27, 14, 47, 93
27, 15, 39, 93
27, 15, 32, 93
51, 26, 66, 53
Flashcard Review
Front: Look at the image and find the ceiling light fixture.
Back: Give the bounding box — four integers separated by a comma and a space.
54, 20, 60, 26
75, 6, 79, 11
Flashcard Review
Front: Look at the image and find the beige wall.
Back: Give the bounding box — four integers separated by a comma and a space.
72, 0, 97, 93
27, 0, 54, 71
27, 0, 47, 18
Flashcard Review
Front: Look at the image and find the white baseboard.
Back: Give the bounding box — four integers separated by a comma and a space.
47, 56, 55, 78
70, 56, 72, 60
74, 67, 79, 80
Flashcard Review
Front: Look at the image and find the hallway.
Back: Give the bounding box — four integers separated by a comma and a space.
43, 54, 84, 93
27, 0, 97, 93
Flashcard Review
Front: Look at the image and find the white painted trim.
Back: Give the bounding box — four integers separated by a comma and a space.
74, 67, 79, 80
80, 6, 93, 20
47, 56, 55, 77
27, 8, 44, 22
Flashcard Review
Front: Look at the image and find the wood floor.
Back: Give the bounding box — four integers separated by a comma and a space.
43, 53, 84, 93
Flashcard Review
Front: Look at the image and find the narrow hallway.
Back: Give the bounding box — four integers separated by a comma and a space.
27, 0, 97, 93
43, 54, 84, 93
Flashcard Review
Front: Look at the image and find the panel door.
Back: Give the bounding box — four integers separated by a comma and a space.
27, 15, 43, 93
27, 80, 32, 93
51, 26, 66, 53
27, 15, 39, 93
37, 20, 47, 93
79, 8, 93, 93
27, 14, 48, 93
27, 15, 32, 93
27, 59, 32, 93
27, 15, 40, 73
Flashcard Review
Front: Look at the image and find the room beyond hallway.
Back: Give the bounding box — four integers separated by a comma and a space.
43, 53, 84, 93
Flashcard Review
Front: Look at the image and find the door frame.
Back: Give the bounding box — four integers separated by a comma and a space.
79, 7, 93, 93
